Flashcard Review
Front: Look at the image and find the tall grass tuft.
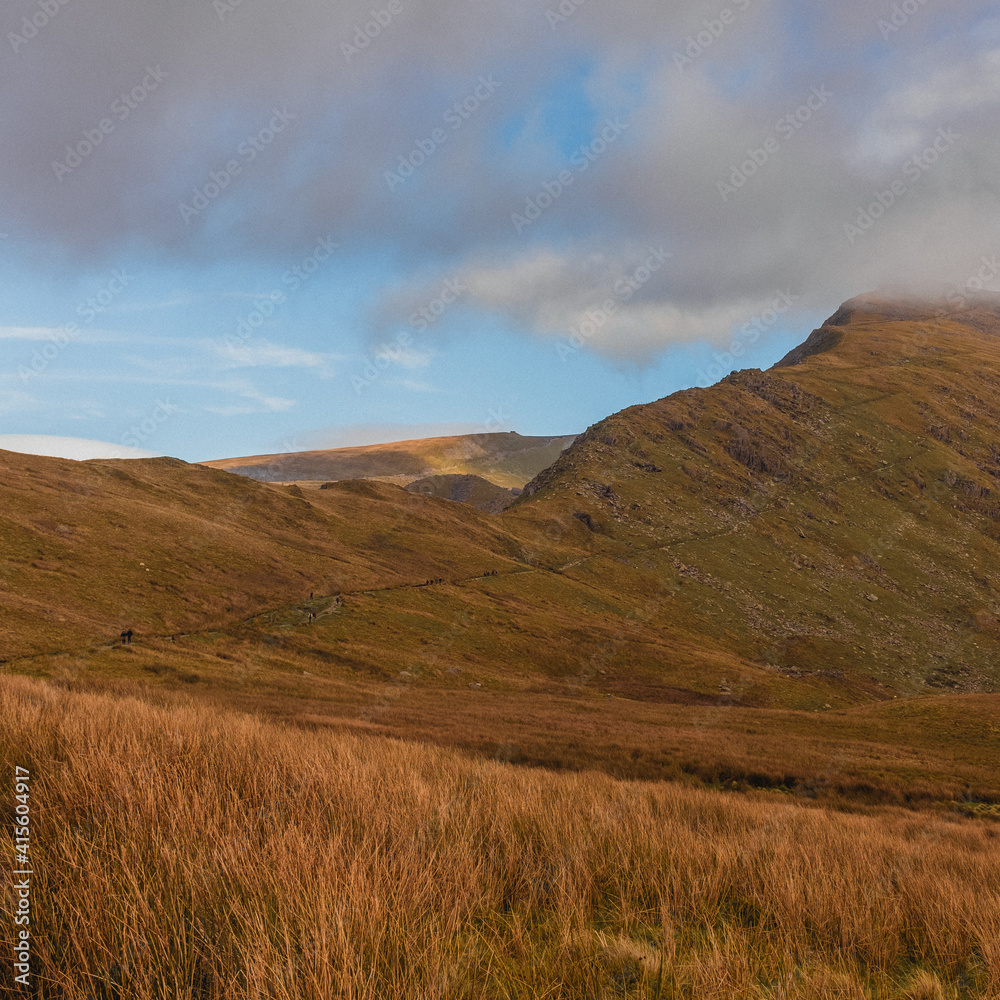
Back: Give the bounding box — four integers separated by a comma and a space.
2, 675, 998, 998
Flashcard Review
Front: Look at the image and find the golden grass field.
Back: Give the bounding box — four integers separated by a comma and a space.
2, 673, 999, 999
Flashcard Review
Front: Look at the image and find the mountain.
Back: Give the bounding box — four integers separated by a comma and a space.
202, 431, 578, 489
512, 291, 1000, 695
4, 291, 1000, 804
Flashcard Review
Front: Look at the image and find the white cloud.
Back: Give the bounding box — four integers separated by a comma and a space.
203, 383, 296, 415
0, 390, 36, 414
0, 435, 162, 460
397, 379, 440, 393
373, 346, 433, 371
2, 0, 997, 374
385, 246, 770, 361
216, 340, 338, 375
0, 326, 59, 340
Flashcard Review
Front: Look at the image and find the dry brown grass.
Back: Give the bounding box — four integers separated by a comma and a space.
2, 675, 998, 999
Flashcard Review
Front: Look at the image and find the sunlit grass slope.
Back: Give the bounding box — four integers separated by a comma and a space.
3, 675, 999, 999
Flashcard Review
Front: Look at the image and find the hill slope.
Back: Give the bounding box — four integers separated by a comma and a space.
0, 456, 534, 658
512, 291, 1000, 695
4, 292, 1000, 803
203, 431, 578, 489
403, 473, 521, 512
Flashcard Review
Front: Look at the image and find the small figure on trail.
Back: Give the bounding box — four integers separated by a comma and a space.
121, 630, 128, 645
310, 592, 313, 599
121, 629, 133, 645
126, 629, 133, 644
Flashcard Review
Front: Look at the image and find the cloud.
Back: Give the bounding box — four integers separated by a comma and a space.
853, 45, 1000, 165
397, 379, 440, 393
0, 325, 115, 343
0, 390, 37, 414
372, 345, 432, 370
0, 434, 161, 460
375, 245, 769, 362
2, 0, 998, 365
202, 382, 296, 415
215, 340, 338, 374
0, 326, 61, 340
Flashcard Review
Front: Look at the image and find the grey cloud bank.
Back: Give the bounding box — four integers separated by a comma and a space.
2, 0, 999, 362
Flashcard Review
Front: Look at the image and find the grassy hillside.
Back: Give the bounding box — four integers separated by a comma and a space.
3, 674, 998, 999
203, 432, 579, 489
0, 455, 539, 659
5, 293, 1000, 997
513, 292, 1000, 696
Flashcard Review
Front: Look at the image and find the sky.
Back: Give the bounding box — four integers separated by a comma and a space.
2, 0, 999, 462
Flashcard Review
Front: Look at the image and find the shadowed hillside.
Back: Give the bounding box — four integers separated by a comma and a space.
404, 473, 521, 512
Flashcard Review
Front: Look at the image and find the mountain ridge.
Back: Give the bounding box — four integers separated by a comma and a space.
202, 431, 578, 489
